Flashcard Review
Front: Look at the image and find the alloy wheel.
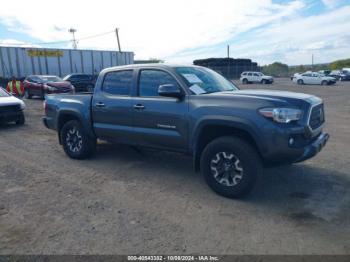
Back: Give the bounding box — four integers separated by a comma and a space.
66, 127, 83, 153
210, 151, 244, 186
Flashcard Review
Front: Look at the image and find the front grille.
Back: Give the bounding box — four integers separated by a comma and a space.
309, 103, 324, 130
0, 104, 21, 113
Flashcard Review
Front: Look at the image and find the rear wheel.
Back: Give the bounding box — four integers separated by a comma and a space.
297, 79, 304, 85
200, 136, 261, 198
242, 78, 248, 84
60, 120, 96, 159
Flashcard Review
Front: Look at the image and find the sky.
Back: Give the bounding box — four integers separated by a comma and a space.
0, 0, 349, 66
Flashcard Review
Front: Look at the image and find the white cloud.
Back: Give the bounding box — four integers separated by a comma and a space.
0, 39, 40, 48
0, 0, 304, 61
321, 0, 344, 9
208, 5, 350, 65
0, 0, 349, 65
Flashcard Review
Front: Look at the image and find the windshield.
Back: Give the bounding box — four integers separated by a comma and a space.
41, 76, 63, 83
0, 87, 10, 97
175, 67, 238, 94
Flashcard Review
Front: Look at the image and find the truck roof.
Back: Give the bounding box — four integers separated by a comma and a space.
103, 63, 200, 71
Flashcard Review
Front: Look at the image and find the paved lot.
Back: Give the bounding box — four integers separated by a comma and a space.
0, 78, 349, 254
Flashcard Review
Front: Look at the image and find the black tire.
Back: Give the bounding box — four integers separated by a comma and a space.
24, 89, 32, 99
321, 80, 328, 86
261, 79, 266, 84
242, 78, 248, 84
60, 120, 96, 159
15, 114, 25, 125
200, 136, 261, 198
297, 79, 303, 85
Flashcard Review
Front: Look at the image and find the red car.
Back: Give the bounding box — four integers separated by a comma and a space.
23, 75, 74, 99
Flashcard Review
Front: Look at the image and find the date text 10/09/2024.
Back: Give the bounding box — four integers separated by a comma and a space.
127, 255, 219, 261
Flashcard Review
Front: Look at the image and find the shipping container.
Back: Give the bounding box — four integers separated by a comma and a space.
193, 58, 260, 79
0, 46, 134, 79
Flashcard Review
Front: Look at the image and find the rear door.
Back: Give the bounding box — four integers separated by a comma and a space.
92, 69, 135, 143
302, 73, 312, 84
252, 73, 260, 82
132, 69, 189, 152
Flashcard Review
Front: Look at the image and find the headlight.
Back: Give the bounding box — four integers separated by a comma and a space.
259, 108, 302, 123
20, 101, 26, 110
44, 85, 57, 91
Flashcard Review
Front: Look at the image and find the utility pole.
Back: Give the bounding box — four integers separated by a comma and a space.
115, 28, 122, 52
312, 53, 314, 70
227, 45, 230, 79
68, 28, 77, 49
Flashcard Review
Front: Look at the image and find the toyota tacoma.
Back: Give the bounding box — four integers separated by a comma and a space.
43, 64, 329, 198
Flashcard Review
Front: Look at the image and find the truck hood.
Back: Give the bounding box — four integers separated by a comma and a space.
0, 95, 25, 108
217, 89, 322, 104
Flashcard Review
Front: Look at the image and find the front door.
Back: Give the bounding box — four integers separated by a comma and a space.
132, 69, 189, 152
92, 69, 134, 143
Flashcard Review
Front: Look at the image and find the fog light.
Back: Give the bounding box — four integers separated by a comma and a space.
289, 137, 294, 145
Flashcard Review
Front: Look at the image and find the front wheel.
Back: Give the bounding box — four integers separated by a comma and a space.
297, 79, 304, 85
321, 80, 328, 86
200, 136, 261, 198
60, 120, 96, 159
242, 78, 248, 84
15, 114, 25, 125
261, 79, 266, 84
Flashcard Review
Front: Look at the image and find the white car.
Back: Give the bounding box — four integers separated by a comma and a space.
0, 87, 26, 125
293, 72, 336, 86
240, 71, 274, 84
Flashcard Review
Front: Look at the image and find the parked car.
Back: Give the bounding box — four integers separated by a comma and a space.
290, 73, 300, 81
240, 71, 274, 84
43, 64, 329, 198
23, 75, 74, 99
328, 70, 342, 80
293, 72, 336, 85
0, 87, 25, 125
328, 70, 350, 81
340, 69, 350, 81
318, 70, 331, 76
63, 74, 96, 92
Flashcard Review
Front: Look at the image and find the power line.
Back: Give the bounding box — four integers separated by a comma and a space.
0, 30, 115, 47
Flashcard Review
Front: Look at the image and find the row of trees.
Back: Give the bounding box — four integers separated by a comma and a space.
261, 58, 350, 77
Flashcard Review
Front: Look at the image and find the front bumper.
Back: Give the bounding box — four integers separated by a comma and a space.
294, 132, 329, 162
0, 111, 23, 123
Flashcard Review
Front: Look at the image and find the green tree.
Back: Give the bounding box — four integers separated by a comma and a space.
262, 62, 289, 77
330, 58, 350, 70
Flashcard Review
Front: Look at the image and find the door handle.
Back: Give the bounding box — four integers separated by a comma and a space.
133, 104, 145, 110
95, 102, 105, 108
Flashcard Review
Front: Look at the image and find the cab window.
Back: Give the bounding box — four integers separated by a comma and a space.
102, 70, 133, 96
138, 70, 179, 97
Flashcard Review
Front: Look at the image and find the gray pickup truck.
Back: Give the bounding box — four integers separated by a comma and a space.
43, 64, 329, 198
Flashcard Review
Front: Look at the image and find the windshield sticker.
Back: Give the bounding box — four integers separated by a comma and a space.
189, 84, 206, 95
182, 74, 203, 84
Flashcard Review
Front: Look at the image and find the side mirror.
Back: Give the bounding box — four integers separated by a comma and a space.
158, 84, 183, 99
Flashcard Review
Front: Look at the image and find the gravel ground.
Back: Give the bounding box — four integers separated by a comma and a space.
0, 78, 349, 254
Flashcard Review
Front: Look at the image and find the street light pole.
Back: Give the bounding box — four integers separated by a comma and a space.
115, 28, 122, 52
68, 28, 77, 49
